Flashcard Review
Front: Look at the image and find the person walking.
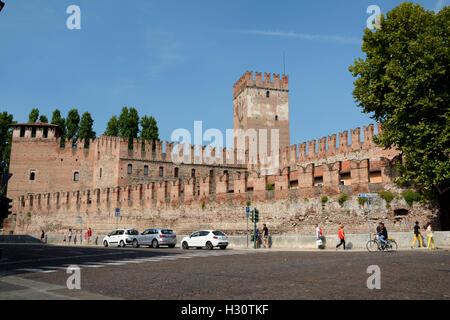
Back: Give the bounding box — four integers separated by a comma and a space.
411, 221, 423, 248
68, 228, 72, 244
426, 223, 435, 249
262, 224, 269, 248
336, 225, 345, 250
40, 230, 45, 243
315, 224, 324, 249
87, 228, 92, 245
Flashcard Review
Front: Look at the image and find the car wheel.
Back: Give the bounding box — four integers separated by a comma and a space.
103, 240, 108, 247
168, 244, 175, 248
119, 240, 125, 247
151, 239, 159, 248
132, 239, 139, 248
206, 241, 214, 250
220, 245, 227, 250
182, 241, 189, 250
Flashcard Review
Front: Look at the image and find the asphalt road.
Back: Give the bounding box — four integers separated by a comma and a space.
0, 244, 449, 300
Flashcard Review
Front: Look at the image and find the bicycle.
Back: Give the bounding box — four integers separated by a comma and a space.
366, 234, 398, 252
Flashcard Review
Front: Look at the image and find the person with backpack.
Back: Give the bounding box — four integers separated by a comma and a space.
411, 221, 423, 248
336, 225, 345, 250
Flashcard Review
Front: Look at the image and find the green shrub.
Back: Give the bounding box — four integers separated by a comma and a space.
337, 193, 348, 207
321, 196, 328, 204
266, 184, 275, 191
303, 197, 309, 202
402, 190, 421, 206
246, 200, 251, 207
358, 196, 366, 207
379, 191, 394, 203
201, 201, 206, 209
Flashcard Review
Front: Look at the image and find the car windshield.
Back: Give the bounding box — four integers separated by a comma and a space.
127, 229, 139, 235
212, 231, 225, 236
161, 229, 174, 235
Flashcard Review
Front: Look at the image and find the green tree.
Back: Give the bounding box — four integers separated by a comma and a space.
65, 109, 80, 146
78, 112, 96, 147
51, 109, 66, 147
118, 107, 140, 149
349, 3, 450, 228
28, 108, 39, 123
0, 111, 14, 176
104, 115, 119, 136
39, 115, 48, 123
140, 115, 159, 151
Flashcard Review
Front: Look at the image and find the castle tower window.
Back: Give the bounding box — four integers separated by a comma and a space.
43, 127, 48, 138
275, 115, 278, 121
74, 172, 79, 181
159, 167, 164, 177
144, 166, 149, 176
31, 127, 36, 138
174, 167, 179, 178
99, 168, 102, 178
191, 169, 195, 178
210, 170, 214, 177
266, 91, 270, 98
29, 171, 35, 181
20, 127, 25, 137
127, 164, 132, 175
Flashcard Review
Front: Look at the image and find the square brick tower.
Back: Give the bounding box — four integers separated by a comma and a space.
233, 71, 290, 157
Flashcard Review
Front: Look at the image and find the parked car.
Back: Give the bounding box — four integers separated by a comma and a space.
181, 230, 228, 250
103, 228, 140, 248
137, 228, 177, 248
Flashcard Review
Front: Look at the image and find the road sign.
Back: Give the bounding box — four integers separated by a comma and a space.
246, 206, 250, 213
359, 193, 379, 198
115, 208, 120, 217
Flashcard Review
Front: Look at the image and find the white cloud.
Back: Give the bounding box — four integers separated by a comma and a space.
229, 29, 361, 45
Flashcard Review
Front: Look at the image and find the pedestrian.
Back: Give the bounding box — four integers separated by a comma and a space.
68, 228, 72, 244
40, 230, 45, 243
411, 221, 423, 248
426, 223, 435, 249
87, 228, 92, 245
336, 225, 345, 250
315, 224, 324, 249
63, 233, 66, 243
262, 224, 269, 248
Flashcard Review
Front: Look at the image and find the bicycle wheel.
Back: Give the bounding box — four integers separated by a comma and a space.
386, 240, 398, 252
366, 240, 379, 252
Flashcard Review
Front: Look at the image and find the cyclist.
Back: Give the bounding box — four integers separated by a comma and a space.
376, 222, 388, 249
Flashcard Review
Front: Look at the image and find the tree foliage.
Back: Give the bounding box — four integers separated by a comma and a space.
28, 108, 39, 123
39, 115, 48, 123
118, 107, 140, 149
65, 109, 80, 144
78, 112, 96, 147
0, 111, 14, 174
349, 3, 449, 225
140, 115, 159, 150
104, 115, 119, 137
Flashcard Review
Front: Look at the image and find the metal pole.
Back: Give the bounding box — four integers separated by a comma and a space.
246, 213, 248, 249
253, 215, 257, 249
367, 198, 371, 240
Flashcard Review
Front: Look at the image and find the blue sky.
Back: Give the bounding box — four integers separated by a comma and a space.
0, 0, 447, 145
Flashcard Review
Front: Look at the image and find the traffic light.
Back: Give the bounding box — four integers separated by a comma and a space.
250, 209, 254, 222
0, 196, 13, 220
254, 208, 259, 223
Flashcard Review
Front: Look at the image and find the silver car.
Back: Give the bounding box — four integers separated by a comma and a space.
137, 228, 177, 248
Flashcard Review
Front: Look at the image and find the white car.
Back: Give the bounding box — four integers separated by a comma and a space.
103, 228, 140, 248
181, 230, 228, 250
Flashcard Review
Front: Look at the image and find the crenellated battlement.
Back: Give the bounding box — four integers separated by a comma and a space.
276, 123, 398, 167
233, 71, 289, 98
